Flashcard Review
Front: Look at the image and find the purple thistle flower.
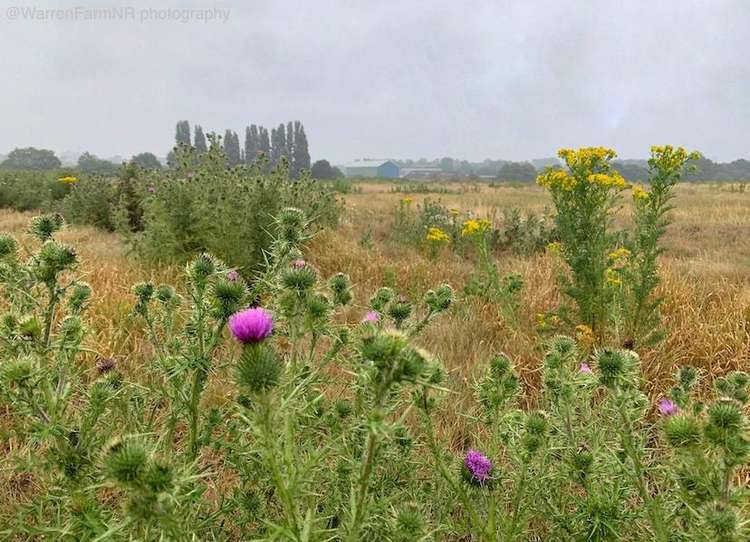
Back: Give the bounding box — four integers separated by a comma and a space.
226, 270, 239, 282
362, 310, 380, 323
293, 259, 306, 269
579, 362, 593, 374
229, 308, 273, 344
464, 449, 493, 483
658, 398, 679, 417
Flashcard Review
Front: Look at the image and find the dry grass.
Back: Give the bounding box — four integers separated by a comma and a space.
2, 182, 748, 412
312, 182, 750, 410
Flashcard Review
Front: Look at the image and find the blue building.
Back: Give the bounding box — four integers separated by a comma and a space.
340, 159, 400, 179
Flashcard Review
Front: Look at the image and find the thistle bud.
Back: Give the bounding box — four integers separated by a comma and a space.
370, 287, 394, 312
705, 400, 744, 443
235, 343, 282, 393
662, 415, 702, 448
0, 234, 18, 259
329, 273, 352, 305
187, 253, 219, 288
104, 438, 147, 484
425, 283, 454, 313
306, 293, 331, 319
209, 278, 247, 319
29, 213, 65, 242
281, 264, 316, 292
132, 282, 154, 304
155, 284, 176, 304
596, 349, 631, 388
67, 282, 92, 313
144, 458, 173, 493
387, 298, 412, 327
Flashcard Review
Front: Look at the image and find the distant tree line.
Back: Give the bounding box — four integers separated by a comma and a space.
172, 119, 311, 177
0, 147, 163, 174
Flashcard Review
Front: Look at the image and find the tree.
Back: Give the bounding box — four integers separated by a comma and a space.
77, 152, 120, 175
286, 121, 295, 166
439, 157, 455, 172
270, 124, 287, 166
0, 147, 61, 170
224, 130, 241, 166
245, 125, 259, 164
611, 161, 648, 182
259, 127, 270, 158
175, 120, 191, 147
194, 125, 207, 154
496, 161, 537, 181
130, 152, 162, 170
310, 159, 342, 179
292, 121, 310, 176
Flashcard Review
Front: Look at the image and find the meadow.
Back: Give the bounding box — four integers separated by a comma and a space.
0, 147, 748, 540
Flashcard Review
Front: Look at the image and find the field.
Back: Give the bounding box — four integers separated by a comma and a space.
1, 170, 749, 540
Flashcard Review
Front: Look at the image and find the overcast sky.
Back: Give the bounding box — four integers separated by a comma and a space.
1, 0, 748, 163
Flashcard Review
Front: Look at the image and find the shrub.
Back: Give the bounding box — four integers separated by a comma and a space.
131, 139, 341, 278
0, 170, 70, 211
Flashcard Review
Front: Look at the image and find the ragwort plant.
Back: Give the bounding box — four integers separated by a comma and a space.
538, 145, 698, 346
619, 145, 701, 346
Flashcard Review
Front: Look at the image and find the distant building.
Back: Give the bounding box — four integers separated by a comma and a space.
400, 167, 444, 179
340, 159, 400, 179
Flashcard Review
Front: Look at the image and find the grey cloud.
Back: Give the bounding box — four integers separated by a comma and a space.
0, 0, 747, 163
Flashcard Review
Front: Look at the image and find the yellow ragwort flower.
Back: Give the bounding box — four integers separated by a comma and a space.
58, 176, 78, 184
587, 172, 627, 189
426, 227, 450, 243
575, 324, 595, 347
608, 247, 631, 261
401, 197, 413, 205
632, 185, 650, 201
536, 170, 576, 191
557, 147, 617, 169
546, 241, 562, 253
605, 268, 622, 286
461, 218, 491, 237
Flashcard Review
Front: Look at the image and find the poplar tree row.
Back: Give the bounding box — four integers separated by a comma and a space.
174, 120, 310, 176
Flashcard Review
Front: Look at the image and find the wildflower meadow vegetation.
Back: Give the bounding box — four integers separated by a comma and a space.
0, 146, 748, 541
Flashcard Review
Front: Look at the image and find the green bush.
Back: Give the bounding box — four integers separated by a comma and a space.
0, 170, 70, 211
131, 140, 341, 278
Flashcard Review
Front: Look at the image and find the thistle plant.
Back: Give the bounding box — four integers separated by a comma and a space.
131, 251, 247, 458
661, 367, 749, 540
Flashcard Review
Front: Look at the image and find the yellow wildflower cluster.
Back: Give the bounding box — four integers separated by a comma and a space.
461, 218, 492, 237
546, 241, 562, 253
58, 176, 78, 184
586, 172, 627, 189
557, 147, 617, 169
536, 312, 561, 329
401, 197, 413, 205
575, 324, 595, 347
608, 247, 631, 262
650, 145, 701, 169
631, 185, 650, 201
605, 268, 622, 286
536, 169, 577, 191
426, 227, 450, 244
